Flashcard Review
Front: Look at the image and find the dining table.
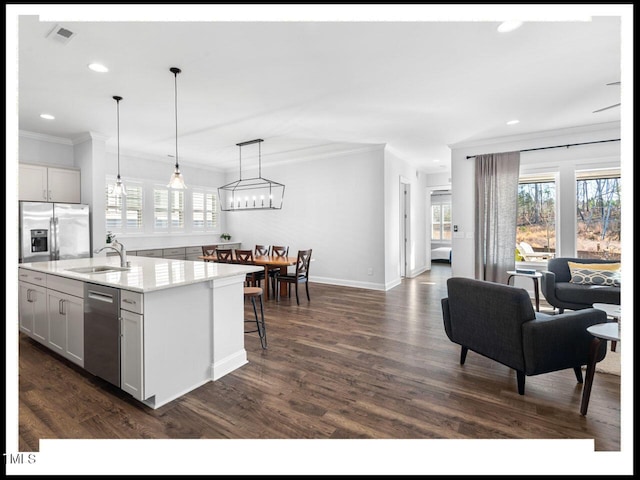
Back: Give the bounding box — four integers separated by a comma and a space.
199, 254, 298, 300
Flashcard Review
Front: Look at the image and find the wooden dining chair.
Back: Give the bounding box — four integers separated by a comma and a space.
216, 249, 234, 263
276, 249, 312, 305
271, 245, 289, 257
255, 245, 269, 256
235, 249, 265, 287
268, 245, 289, 292
201, 245, 217, 262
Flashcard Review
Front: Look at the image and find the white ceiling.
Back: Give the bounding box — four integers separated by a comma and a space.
12, 6, 626, 175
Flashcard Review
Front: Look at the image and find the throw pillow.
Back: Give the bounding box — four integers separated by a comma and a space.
567, 261, 620, 271
568, 262, 621, 286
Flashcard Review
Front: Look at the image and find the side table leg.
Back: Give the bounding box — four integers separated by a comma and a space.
533, 277, 540, 312
580, 337, 603, 416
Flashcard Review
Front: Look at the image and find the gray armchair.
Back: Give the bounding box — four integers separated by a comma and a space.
541, 257, 621, 313
441, 277, 608, 395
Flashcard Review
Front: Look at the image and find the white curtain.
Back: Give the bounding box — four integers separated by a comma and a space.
474, 151, 520, 283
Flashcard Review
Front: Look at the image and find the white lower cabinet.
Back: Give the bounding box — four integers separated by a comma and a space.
120, 309, 144, 400
120, 290, 144, 400
18, 281, 47, 344
18, 270, 85, 367
46, 289, 84, 366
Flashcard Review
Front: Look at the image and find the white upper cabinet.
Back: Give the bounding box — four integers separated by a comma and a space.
19, 164, 81, 203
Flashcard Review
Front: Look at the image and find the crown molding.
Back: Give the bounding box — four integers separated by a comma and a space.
72, 131, 110, 144
19, 130, 73, 145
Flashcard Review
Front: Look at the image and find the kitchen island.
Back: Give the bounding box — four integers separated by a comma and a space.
18, 256, 263, 409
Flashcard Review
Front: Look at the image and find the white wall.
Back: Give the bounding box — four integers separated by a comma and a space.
449, 122, 621, 279
19, 132, 75, 167
227, 146, 388, 289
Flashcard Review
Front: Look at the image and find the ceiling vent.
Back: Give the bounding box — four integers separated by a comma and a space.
46, 24, 76, 45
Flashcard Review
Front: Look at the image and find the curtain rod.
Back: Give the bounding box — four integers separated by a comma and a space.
465, 138, 621, 159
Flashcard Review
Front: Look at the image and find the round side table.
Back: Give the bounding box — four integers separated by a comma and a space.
580, 322, 620, 416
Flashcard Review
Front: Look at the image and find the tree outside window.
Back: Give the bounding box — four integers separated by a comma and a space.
576, 172, 620, 260
517, 179, 556, 254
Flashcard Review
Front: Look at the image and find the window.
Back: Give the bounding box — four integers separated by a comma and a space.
431, 193, 451, 241
105, 180, 143, 232
576, 170, 620, 260
154, 187, 184, 230
192, 190, 219, 230
516, 176, 556, 254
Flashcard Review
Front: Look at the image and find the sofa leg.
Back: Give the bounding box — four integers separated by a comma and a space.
460, 346, 468, 365
516, 371, 525, 395
573, 366, 584, 384
558, 307, 564, 314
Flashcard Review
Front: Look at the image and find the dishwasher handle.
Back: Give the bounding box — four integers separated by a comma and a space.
87, 290, 116, 303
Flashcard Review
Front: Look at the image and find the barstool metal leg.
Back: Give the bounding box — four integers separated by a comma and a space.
258, 294, 267, 349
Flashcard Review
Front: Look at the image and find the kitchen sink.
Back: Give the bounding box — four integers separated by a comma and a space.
65, 265, 130, 274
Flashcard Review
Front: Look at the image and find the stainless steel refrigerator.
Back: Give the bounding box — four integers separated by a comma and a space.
19, 201, 91, 263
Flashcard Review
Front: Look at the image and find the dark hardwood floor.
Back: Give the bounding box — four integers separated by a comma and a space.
16, 264, 622, 471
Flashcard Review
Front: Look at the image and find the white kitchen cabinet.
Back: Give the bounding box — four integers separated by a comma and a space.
135, 249, 163, 258
45, 275, 84, 367
216, 242, 241, 251
19, 164, 81, 203
18, 269, 48, 344
46, 290, 84, 366
18, 281, 47, 344
120, 308, 144, 400
18, 164, 48, 202
185, 246, 203, 261
162, 247, 186, 260
121, 290, 144, 400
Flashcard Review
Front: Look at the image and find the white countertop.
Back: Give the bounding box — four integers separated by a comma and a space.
19, 257, 262, 293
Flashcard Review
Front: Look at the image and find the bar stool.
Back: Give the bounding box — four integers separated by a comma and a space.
244, 286, 267, 349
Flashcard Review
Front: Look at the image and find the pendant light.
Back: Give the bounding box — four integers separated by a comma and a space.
218, 138, 285, 211
112, 95, 126, 196
167, 67, 187, 189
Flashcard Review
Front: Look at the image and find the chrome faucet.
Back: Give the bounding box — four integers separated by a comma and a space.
95, 238, 128, 268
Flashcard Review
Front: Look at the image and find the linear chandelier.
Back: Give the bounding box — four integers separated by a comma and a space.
218, 138, 285, 211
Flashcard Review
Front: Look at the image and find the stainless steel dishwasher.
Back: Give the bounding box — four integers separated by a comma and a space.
84, 283, 121, 387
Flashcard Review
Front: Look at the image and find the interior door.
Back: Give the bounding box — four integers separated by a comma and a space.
400, 179, 411, 278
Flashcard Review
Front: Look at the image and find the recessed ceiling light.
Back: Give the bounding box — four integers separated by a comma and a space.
40, 113, 55, 120
432, 159, 441, 163
88, 63, 109, 73
497, 21, 523, 33
506, 119, 520, 125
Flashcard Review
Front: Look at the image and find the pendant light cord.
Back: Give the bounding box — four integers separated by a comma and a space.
173, 69, 179, 170
113, 95, 123, 179
117, 99, 121, 177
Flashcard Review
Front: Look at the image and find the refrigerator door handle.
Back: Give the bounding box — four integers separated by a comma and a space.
50, 217, 57, 261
